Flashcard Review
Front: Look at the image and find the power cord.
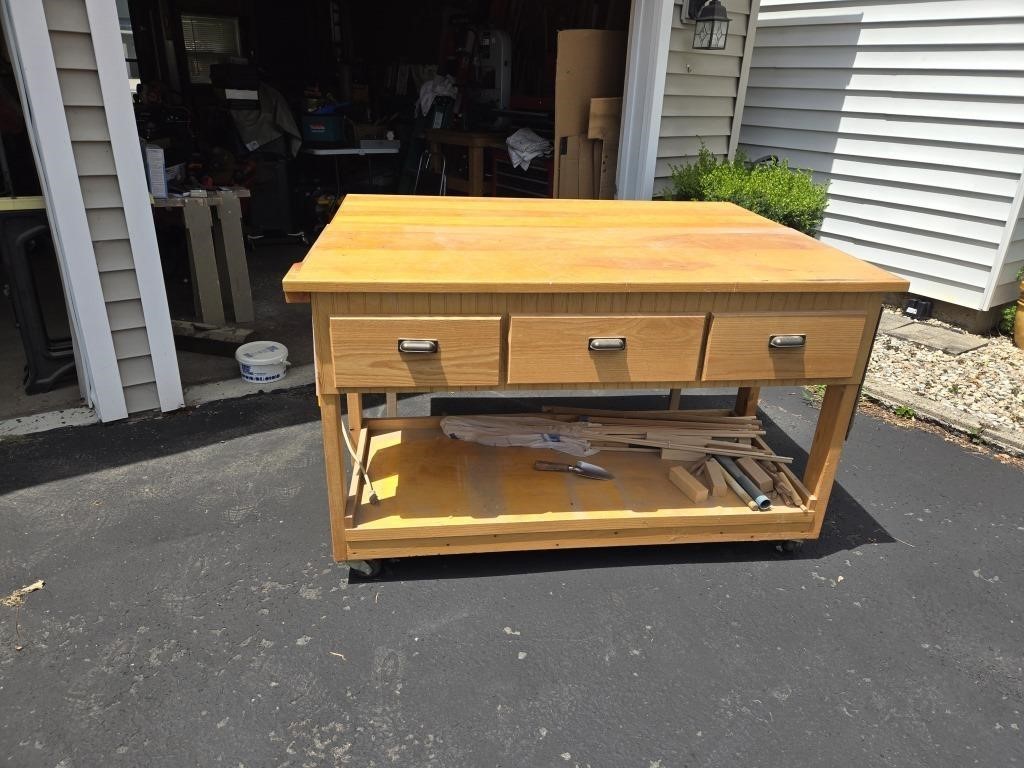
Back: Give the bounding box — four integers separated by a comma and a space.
341, 419, 380, 504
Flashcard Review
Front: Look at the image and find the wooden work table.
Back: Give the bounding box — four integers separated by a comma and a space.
284, 195, 908, 570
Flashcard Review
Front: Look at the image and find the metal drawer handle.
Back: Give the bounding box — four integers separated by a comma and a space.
588, 337, 626, 352
769, 334, 806, 349
398, 339, 439, 354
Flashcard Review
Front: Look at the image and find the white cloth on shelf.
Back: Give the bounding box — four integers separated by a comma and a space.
418, 75, 458, 116
505, 128, 552, 171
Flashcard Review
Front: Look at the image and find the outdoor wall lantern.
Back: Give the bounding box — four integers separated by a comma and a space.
685, 0, 731, 50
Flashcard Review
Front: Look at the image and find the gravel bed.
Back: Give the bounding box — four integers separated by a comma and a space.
867, 309, 1024, 433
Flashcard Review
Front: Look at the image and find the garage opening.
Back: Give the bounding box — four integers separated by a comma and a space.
126, 0, 633, 390
0, 0, 635, 420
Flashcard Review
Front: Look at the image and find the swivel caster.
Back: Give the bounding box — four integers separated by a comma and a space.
348, 559, 383, 578
776, 539, 804, 555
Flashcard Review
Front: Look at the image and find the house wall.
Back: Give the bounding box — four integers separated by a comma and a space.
653, 0, 758, 195
992, 189, 1024, 307
738, 0, 1024, 311
42, 0, 160, 411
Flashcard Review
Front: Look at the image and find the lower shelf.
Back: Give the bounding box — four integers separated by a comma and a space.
342, 417, 814, 559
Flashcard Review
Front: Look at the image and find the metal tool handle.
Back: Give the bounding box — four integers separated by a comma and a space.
588, 337, 626, 352
768, 334, 806, 349
534, 461, 571, 472
398, 339, 439, 354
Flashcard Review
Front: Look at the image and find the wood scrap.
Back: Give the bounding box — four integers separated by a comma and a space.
737, 457, 773, 493
713, 459, 758, 511
702, 459, 728, 497
2, 579, 44, 608
542, 406, 757, 422
752, 435, 812, 502
661, 447, 705, 462
668, 465, 709, 503
761, 463, 809, 512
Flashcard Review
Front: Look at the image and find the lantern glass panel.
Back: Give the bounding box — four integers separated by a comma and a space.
711, 19, 729, 48
694, 17, 729, 49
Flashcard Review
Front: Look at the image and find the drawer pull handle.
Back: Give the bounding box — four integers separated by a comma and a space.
769, 334, 806, 349
588, 337, 626, 352
398, 339, 439, 354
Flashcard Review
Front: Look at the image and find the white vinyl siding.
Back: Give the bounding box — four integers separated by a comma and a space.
739, 0, 1024, 311
654, 0, 757, 194
989, 183, 1024, 307
42, 0, 159, 410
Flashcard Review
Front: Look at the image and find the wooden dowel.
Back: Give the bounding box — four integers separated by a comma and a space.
585, 421, 761, 434
543, 406, 758, 423
761, 463, 809, 512
593, 446, 659, 453
753, 436, 812, 500
585, 433, 794, 462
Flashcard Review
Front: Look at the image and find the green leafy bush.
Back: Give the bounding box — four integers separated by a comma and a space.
669, 145, 829, 236
1001, 303, 1017, 336
999, 267, 1023, 335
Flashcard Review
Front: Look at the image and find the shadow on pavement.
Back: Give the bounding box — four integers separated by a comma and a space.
0, 385, 368, 494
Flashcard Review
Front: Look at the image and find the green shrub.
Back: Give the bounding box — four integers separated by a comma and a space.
1001, 303, 1017, 336
669, 145, 829, 236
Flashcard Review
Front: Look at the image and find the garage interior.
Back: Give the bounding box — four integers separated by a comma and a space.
0, 0, 632, 419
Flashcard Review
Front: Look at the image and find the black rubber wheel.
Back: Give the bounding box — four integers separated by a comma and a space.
349, 559, 383, 578
778, 539, 804, 555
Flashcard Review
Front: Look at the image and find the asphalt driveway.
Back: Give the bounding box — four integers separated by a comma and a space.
1, 387, 1022, 767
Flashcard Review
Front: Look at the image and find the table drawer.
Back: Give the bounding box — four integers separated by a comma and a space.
701, 311, 867, 382
506, 314, 707, 385
329, 316, 501, 387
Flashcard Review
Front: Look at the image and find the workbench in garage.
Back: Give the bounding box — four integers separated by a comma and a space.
283, 195, 908, 570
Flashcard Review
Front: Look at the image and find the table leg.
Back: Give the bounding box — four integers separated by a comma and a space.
734, 386, 760, 417
803, 383, 860, 536
469, 147, 484, 196
182, 202, 226, 325
385, 392, 398, 417
320, 393, 349, 561
668, 389, 681, 410
211, 192, 254, 323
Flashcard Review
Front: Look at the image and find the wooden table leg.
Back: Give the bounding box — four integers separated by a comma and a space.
668, 389, 681, 410
346, 393, 363, 440
320, 394, 349, 562
734, 386, 760, 417
803, 383, 860, 536
469, 147, 484, 196
182, 201, 226, 325
385, 392, 398, 417
211, 192, 254, 323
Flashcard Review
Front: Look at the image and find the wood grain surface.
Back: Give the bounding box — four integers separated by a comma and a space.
282, 195, 909, 295
506, 314, 706, 384
702, 311, 867, 382
329, 315, 501, 387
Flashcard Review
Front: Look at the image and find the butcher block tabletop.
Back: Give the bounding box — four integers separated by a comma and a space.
283, 195, 909, 295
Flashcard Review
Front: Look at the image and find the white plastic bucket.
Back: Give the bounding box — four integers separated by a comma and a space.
235, 341, 289, 384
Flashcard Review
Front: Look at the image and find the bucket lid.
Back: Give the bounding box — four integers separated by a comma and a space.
235, 341, 289, 365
